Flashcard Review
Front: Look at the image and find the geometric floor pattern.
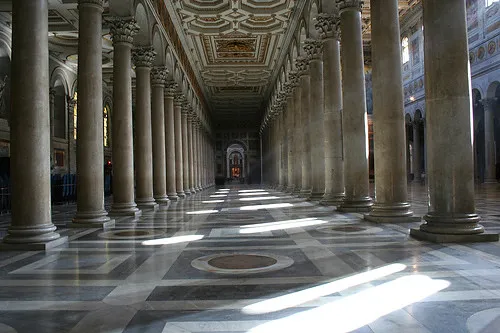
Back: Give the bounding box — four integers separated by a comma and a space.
0, 183, 499, 332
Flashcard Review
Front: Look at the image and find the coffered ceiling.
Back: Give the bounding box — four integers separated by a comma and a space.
167, 0, 297, 129
0, 0, 421, 130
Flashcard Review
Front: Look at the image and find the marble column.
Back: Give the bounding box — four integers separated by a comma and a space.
174, 95, 186, 198
285, 82, 295, 193
108, 18, 141, 217
413, 120, 422, 182
165, 83, 178, 200
193, 120, 200, 191
483, 98, 497, 182
305, 39, 325, 200
2, 0, 67, 249
364, 0, 417, 222
276, 104, 285, 190
281, 105, 288, 190
132, 47, 158, 211
337, 0, 373, 212
150, 67, 169, 205
199, 130, 204, 189
316, 14, 345, 205
71, 0, 114, 227
181, 103, 191, 194
290, 71, 302, 194
296, 56, 312, 197
197, 124, 203, 190
188, 115, 196, 193
410, 0, 498, 242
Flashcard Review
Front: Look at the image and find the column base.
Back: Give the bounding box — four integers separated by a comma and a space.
190, 188, 197, 194
285, 185, 295, 193
320, 193, 345, 206
410, 228, 499, 243
298, 189, 312, 198
292, 187, 302, 195
308, 191, 325, 201
421, 212, 486, 234
2, 223, 63, 246
154, 195, 170, 205
364, 202, 419, 223
136, 198, 159, 211
168, 193, 179, 201
109, 203, 142, 218
337, 196, 373, 213
184, 189, 192, 196
71, 210, 115, 229
365, 215, 421, 223
196, 186, 202, 191
1, 235, 68, 251
177, 191, 186, 198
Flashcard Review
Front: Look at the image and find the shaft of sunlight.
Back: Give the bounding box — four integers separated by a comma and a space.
242, 263, 407, 314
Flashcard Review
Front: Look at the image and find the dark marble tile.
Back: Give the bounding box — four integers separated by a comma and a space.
147, 283, 317, 301
406, 300, 500, 333
0, 311, 88, 333
0, 286, 115, 301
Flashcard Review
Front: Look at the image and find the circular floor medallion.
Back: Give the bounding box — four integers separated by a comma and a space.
329, 226, 367, 232
316, 224, 383, 234
191, 252, 293, 275
467, 308, 500, 333
208, 254, 277, 270
98, 229, 165, 240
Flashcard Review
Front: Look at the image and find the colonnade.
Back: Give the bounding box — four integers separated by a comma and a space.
261, 0, 499, 242
1, 0, 215, 250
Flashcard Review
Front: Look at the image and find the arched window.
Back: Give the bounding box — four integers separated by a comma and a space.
72, 92, 77, 140
486, 0, 499, 7
402, 37, 410, 64
103, 105, 109, 147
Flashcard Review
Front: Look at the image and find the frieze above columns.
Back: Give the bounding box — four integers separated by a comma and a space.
132, 47, 156, 68
315, 13, 341, 40
304, 39, 324, 60
151, 67, 168, 87
337, 0, 363, 12
108, 18, 139, 45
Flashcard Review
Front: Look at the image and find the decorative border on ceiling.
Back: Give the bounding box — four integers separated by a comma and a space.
153, 0, 208, 111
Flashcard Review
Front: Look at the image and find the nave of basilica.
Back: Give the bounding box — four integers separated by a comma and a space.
0, 0, 499, 332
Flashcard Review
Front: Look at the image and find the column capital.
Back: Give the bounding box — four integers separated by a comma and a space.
284, 82, 295, 97
295, 56, 311, 76
337, 0, 363, 12
304, 38, 323, 60
315, 13, 341, 40
174, 93, 184, 106
288, 70, 300, 86
181, 101, 191, 115
165, 82, 177, 98
132, 46, 156, 68
108, 17, 139, 45
151, 67, 168, 87
67, 95, 77, 111
481, 98, 497, 111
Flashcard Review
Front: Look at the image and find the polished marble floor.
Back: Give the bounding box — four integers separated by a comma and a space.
0, 184, 500, 333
